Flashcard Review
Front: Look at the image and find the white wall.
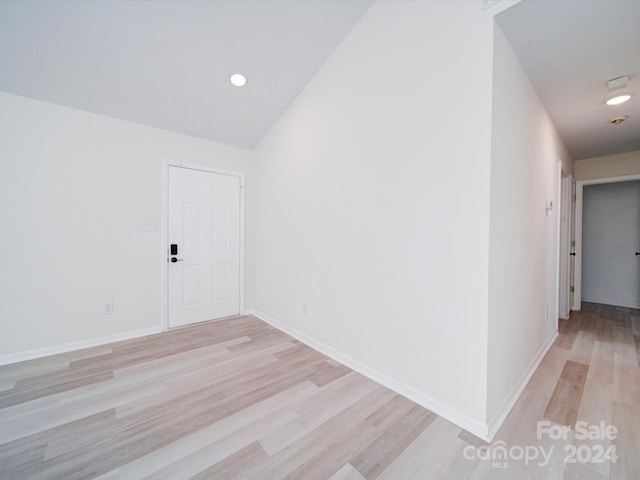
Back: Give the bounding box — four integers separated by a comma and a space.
0, 92, 253, 361
0, 0, 576, 442
251, 0, 495, 434
574, 150, 640, 181
487, 26, 573, 430
582, 181, 640, 308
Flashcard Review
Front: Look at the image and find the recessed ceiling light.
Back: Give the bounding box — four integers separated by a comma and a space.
230, 73, 247, 87
606, 94, 631, 106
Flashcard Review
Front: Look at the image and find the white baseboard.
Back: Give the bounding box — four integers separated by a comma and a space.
582, 297, 640, 310
0, 326, 163, 366
486, 329, 558, 440
246, 308, 491, 441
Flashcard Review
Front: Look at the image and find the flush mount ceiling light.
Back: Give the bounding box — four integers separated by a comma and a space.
606, 94, 631, 106
230, 73, 247, 87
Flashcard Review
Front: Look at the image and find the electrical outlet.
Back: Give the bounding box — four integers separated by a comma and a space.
104, 301, 114, 315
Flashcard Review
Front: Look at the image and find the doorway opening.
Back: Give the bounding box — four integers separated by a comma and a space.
573, 174, 640, 311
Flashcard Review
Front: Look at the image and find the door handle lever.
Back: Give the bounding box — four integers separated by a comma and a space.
169, 257, 184, 263
635, 252, 640, 256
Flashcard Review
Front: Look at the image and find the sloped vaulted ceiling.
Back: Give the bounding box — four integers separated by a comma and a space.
0, 0, 373, 149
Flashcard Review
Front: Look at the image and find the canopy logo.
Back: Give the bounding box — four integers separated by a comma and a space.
463, 421, 618, 469
463, 441, 553, 468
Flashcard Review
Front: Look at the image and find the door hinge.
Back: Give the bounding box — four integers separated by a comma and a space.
570, 286, 574, 293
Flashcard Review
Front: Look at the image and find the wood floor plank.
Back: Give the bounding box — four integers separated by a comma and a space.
631, 315, 640, 336
612, 354, 640, 408
556, 318, 579, 350
329, 463, 368, 480
275, 390, 398, 480
139, 408, 297, 480
457, 429, 489, 449
0, 380, 167, 444
242, 387, 397, 480
377, 417, 471, 480
563, 462, 608, 480
610, 400, 640, 480
544, 360, 589, 427
574, 341, 615, 478
0, 410, 115, 471
363, 393, 417, 432
570, 330, 596, 365
0, 443, 47, 476
259, 372, 378, 456
0, 346, 113, 375
351, 404, 437, 479
525, 346, 571, 395
188, 441, 269, 480
280, 420, 380, 480
0, 370, 114, 409
115, 381, 318, 479
307, 362, 352, 387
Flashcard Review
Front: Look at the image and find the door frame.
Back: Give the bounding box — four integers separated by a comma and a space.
161, 160, 245, 330
573, 173, 640, 311
558, 171, 573, 319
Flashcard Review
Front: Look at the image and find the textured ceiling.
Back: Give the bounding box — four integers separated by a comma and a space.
0, 0, 373, 149
497, 0, 640, 160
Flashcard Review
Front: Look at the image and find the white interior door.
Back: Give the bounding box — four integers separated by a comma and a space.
167, 166, 241, 328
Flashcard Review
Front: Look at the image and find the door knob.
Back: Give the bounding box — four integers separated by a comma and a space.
570, 252, 576, 256
636, 252, 640, 256
170, 257, 184, 263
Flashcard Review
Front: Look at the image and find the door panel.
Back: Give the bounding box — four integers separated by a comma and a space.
168, 166, 241, 328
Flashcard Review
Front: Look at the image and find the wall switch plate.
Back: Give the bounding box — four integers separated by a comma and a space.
142, 221, 159, 232
103, 301, 114, 315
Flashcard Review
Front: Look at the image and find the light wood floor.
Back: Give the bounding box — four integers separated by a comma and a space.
1, 303, 639, 479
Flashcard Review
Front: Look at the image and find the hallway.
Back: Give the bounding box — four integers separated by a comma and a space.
476, 302, 640, 479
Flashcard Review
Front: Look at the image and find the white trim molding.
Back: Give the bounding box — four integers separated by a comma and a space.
0, 326, 162, 366
246, 308, 492, 441
574, 173, 640, 311
582, 296, 640, 310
